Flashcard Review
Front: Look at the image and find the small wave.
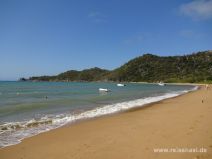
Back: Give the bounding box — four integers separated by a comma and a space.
0, 87, 197, 148
0, 119, 53, 136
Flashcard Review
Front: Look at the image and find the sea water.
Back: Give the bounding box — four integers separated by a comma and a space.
0, 81, 197, 148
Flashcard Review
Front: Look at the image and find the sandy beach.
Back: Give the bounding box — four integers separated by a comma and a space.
0, 86, 212, 159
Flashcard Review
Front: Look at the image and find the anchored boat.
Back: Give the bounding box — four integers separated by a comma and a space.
99, 88, 111, 92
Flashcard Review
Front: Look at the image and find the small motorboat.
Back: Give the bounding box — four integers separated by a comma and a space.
99, 88, 111, 92
117, 83, 126, 87
158, 82, 165, 86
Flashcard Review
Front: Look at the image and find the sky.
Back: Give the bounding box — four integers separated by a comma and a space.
0, 0, 212, 80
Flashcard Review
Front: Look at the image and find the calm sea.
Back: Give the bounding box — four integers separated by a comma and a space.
0, 81, 196, 148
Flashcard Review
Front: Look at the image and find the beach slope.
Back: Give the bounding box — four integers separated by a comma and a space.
0, 87, 212, 159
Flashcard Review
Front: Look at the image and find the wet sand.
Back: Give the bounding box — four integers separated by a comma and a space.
0, 87, 212, 159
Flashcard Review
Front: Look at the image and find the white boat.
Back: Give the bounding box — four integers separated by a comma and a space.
158, 82, 165, 86
99, 88, 110, 92
117, 83, 126, 87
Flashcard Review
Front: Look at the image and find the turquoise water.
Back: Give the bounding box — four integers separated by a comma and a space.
0, 81, 196, 147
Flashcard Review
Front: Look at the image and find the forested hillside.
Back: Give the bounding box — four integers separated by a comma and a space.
25, 51, 212, 83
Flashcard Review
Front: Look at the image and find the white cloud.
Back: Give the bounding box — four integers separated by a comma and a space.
88, 12, 100, 18
88, 11, 107, 23
179, 0, 212, 20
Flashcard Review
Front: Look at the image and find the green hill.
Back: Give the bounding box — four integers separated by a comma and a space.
29, 67, 110, 82
26, 51, 212, 83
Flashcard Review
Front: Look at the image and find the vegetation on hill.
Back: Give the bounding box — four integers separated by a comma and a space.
108, 51, 212, 83
24, 51, 212, 83
28, 67, 110, 82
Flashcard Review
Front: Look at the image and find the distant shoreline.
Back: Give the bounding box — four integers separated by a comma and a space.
16, 80, 212, 85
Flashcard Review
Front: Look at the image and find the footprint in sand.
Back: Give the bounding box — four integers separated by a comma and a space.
187, 126, 194, 135
189, 126, 194, 130
195, 120, 199, 123
193, 155, 200, 159
199, 115, 204, 118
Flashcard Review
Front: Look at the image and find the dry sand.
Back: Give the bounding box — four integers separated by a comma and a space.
0, 87, 212, 159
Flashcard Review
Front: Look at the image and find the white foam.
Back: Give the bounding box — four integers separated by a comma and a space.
52, 89, 192, 125
0, 87, 198, 148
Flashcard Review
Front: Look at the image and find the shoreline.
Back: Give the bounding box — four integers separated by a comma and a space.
0, 85, 197, 149
1, 86, 212, 159
14, 80, 212, 85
